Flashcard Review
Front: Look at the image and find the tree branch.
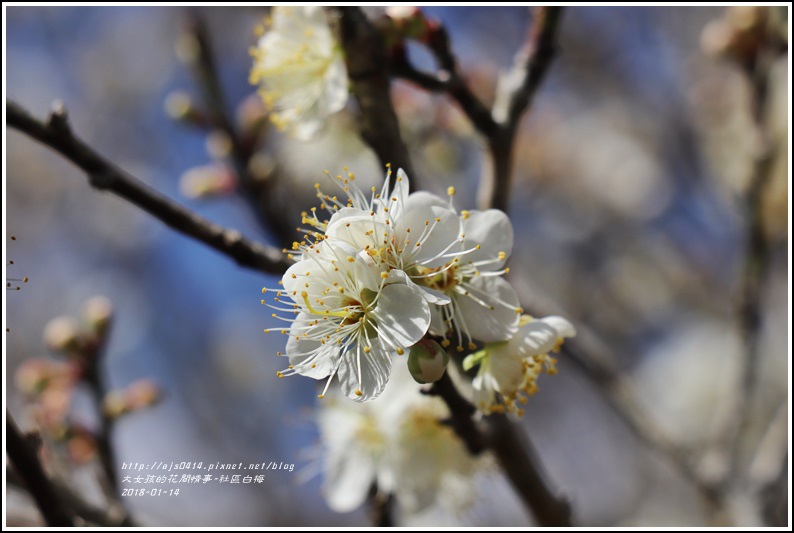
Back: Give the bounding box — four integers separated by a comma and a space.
392, 28, 499, 138
6, 100, 290, 276
367, 484, 395, 527
425, 372, 487, 455
723, 47, 777, 489
486, 413, 572, 526
180, 9, 298, 245
6, 413, 76, 526
426, 373, 571, 526
481, 6, 564, 212
330, 7, 417, 188
392, 7, 564, 212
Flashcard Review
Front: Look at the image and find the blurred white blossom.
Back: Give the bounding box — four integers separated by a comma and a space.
464, 315, 576, 414
249, 6, 348, 140
317, 363, 486, 515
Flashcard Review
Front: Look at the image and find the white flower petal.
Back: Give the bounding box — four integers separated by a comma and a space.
397, 205, 460, 269
456, 276, 519, 343
539, 315, 577, 339
336, 344, 393, 402
387, 169, 411, 220
371, 283, 431, 347
326, 215, 390, 255
323, 448, 376, 512
514, 319, 559, 356
428, 305, 449, 338
404, 190, 448, 212
462, 209, 514, 269
285, 313, 338, 379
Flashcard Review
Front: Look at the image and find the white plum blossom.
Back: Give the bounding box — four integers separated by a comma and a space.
317, 362, 485, 514
263, 165, 570, 405
315, 168, 522, 348
269, 240, 430, 402
249, 6, 348, 140
464, 315, 576, 414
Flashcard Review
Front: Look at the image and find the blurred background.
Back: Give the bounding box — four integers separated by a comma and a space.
4, 6, 789, 527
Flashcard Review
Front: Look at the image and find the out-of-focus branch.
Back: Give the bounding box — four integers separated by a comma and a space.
392, 27, 499, 138
723, 45, 777, 489
330, 7, 417, 188
180, 9, 297, 245
486, 414, 572, 526
78, 318, 135, 526
7, 466, 133, 527
425, 372, 487, 455
6, 100, 290, 275
483, 6, 564, 212
426, 373, 571, 526
367, 485, 395, 527
393, 7, 564, 212
6, 413, 75, 526
760, 454, 788, 527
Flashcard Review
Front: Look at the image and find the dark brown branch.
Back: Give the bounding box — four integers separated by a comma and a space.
760, 454, 788, 527
426, 373, 571, 526
486, 414, 572, 526
425, 372, 487, 455
367, 484, 395, 527
504, 7, 565, 132
6, 100, 290, 276
8, 465, 134, 527
392, 30, 499, 138
6, 413, 76, 526
330, 7, 417, 187
723, 43, 778, 489
181, 10, 297, 245
78, 323, 136, 525
390, 7, 564, 212
481, 7, 565, 212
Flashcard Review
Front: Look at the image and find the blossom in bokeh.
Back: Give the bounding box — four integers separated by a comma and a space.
464, 315, 576, 414
249, 6, 348, 140
317, 362, 485, 514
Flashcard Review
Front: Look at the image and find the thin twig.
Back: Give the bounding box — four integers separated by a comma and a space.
78, 322, 136, 526
330, 7, 417, 188
483, 6, 564, 212
393, 7, 564, 212
723, 45, 777, 490
426, 373, 571, 526
367, 484, 395, 527
425, 372, 487, 455
392, 30, 499, 137
181, 9, 297, 245
8, 466, 134, 527
760, 454, 787, 527
6, 413, 76, 526
486, 414, 572, 526
6, 100, 290, 276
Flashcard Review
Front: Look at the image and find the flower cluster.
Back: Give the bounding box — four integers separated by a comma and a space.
249, 6, 348, 140
316, 362, 486, 515
263, 167, 575, 410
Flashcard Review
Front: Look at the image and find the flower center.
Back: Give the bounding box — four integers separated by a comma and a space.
411, 263, 459, 293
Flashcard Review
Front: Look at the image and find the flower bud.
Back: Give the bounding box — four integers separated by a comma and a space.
179, 165, 236, 199
43, 316, 81, 353
126, 379, 161, 410
15, 358, 56, 395
103, 389, 128, 419
407, 338, 449, 384
66, 427, 97, 464
83, 295, 113, 336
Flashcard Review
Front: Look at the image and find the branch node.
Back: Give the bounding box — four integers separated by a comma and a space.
47, 100, 71, 133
